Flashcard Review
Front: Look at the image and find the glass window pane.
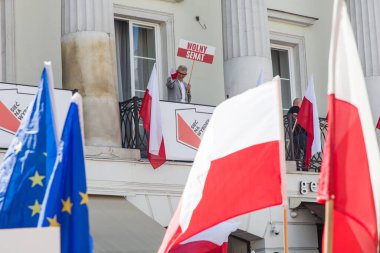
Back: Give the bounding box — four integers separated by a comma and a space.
281, 79, 292, 109
279, 50, 290, 79
134, 58, 156, 98
133, 24, 156, 59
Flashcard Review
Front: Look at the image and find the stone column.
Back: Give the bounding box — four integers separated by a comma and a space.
347, 0, 380, 130
0, 0, 15, 83
61, 0, 121, 147
222, 0, 272, 97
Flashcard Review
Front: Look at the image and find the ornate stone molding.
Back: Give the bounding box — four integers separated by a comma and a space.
88, 180, 184, 196
267, 9, 318, 27
153, 0, 183, 2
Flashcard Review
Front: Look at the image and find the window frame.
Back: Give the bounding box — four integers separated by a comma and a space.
271, 43, 296, 110
127, 19, 162, 98
114, 5, 175, 100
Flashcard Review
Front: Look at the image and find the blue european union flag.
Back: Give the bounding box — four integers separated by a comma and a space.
39, 94, 91, 253
0, 65, 57, 228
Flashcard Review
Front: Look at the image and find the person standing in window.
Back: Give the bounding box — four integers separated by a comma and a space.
166, 65, 191, 103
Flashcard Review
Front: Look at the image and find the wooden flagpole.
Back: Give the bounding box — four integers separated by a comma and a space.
323, 198, 334, 253
283, 205, 289, 253
188, 60, 195, 85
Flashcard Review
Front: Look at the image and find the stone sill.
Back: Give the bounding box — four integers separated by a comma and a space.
85, 146, 140, 161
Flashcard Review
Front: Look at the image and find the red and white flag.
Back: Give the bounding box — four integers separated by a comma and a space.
140, 63, 166, 169
317, 0, 380, 252
376, 117, 380, 130
158, 78, 284, 253
297, 76, 321, 168
169, 221, 239, 253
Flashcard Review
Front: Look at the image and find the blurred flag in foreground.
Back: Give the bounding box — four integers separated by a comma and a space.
0, 62, 57, 228
297, 76, 321, 168
158, 78, 284, 253
170, 221, 239, 253
317, 0, 380, 252
140, 63, 166, 169
38, 93, 91, 253
376, 117, 380, 130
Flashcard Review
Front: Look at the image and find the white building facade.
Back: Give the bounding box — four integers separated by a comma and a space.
0, 0, 379, 252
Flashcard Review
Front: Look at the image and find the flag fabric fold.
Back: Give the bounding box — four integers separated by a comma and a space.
38, 93, 91, 253
256, 70, 264, 87
169, 221, 239, 253
158, 77, 284, 253
376, 117, 380, 130
317, 0, 380, 252
140, 63, 166, 169
0, 62, 58, 228
297, 76, 321, 168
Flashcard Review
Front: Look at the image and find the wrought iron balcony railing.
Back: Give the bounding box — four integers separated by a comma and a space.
120, 97, 328, 171
119, 97, 147, 157
283, 114, 328, 172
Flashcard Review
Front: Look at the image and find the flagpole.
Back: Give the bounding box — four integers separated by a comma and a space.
283, 205, 289, 253
188, 60, 195, 85
323, 198, 334, 253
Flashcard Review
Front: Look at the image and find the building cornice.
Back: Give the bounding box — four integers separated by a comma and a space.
268, 8, 318, 27
88, 180, 184, 196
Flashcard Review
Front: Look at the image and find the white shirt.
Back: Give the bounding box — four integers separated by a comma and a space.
179, 81, 186, 103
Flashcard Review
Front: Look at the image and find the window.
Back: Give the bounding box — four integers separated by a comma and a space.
271, 45, 295, 111
115, 19, 159, 101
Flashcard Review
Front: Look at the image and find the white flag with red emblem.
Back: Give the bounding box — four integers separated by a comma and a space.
140, 64, 166, 169
317, 0, 380, 252
158, 77, 285, 253
297, 76, 322, 168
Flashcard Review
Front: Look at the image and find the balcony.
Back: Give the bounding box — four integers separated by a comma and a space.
284, 114, 327, 172
120, 97, 328, 171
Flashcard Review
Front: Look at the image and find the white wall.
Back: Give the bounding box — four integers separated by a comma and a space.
14, 0, 62, 87
267, 0, 333, 116
113, 0, 226, 106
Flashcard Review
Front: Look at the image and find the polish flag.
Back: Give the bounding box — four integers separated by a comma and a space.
158, 78, 284, 253
317, 1, 380, 252
376, 117, 380, 130
140, 63, 166, 169
169, 221, 239, 253
297, 76, 321, 168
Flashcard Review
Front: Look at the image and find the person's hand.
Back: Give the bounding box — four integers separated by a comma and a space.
186, 83, 191, 93
171, 70, 178, 80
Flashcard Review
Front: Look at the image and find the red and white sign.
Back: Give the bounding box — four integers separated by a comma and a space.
177, 39, 216, 64
176, 108, 211, 150
0, 83, 72, 149
160, 101, 214, 161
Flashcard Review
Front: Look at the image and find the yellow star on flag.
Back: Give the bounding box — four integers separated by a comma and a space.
47, 215, 60, 227
61, 197, 73, 215
14, 142, 22, 154
29, 171, 45, 187
28, 200, 41, 217
79, 192, 88, 205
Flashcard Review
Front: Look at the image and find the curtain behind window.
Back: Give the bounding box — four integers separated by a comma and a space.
115, 20, 131, 102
